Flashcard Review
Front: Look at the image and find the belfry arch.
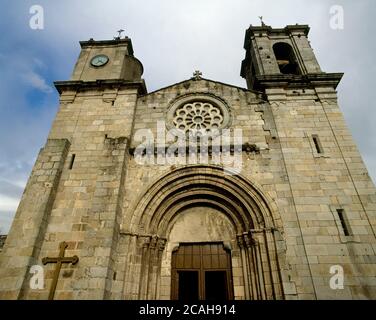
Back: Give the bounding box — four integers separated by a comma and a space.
121, 165, 287, 300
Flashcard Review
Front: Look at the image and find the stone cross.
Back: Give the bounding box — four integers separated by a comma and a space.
42, 241, 79, 300
193, 70, 202, 80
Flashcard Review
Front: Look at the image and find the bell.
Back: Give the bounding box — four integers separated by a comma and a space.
277, 59, 290, 66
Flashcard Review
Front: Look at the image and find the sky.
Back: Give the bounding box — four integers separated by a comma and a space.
0, 0, 375, 233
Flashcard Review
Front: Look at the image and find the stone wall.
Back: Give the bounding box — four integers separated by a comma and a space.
0, 138, 70, 299
267, 85, 376, 299
0, 35, 375, 300
0, 235, 7, 252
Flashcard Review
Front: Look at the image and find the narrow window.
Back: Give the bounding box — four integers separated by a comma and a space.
312, 134, 323, 154
69, 154, 76, 170
336, 209, 351, 236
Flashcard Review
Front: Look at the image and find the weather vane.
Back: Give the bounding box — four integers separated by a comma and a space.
258, 16, 266, 26
116, 29, 125, 39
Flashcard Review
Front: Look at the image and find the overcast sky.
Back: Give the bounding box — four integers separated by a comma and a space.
0, 0, 375, 233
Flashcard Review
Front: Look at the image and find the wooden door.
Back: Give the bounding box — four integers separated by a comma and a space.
171, 243, 233, 300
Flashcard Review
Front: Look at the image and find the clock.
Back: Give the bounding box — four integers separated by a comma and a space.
90, 54, 109, 67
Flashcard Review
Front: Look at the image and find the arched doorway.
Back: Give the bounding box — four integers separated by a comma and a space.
121, 165, 286, 300
168, 205, 235, 300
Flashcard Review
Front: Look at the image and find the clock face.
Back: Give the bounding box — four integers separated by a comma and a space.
90, 54, 109, 67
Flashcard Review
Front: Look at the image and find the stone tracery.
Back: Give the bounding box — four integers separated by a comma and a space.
173, 101, 224, 134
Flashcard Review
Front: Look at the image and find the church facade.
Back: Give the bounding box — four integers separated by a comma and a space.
1, 24, 376, 300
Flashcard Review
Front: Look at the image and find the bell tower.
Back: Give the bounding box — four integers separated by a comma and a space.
240, 24, 376, 300
240, 24, 343, 91
0, 34, 147, 300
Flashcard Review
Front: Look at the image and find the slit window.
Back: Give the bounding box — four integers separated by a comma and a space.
336, 209, 351, 236
312, 134, 323, 154
69, 154, 76, 170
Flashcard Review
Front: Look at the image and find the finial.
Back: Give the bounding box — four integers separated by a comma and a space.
192, 70, 202, 80
258, 16, 266, 26
115, 29, 125, 39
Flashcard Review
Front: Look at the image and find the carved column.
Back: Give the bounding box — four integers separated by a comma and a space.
270, 228, 285, 299
263, 228, 280, 299
235, 227, 285, 301
244, 233, 259, 300
250, 231, 267, 300
155, 238, 167, 300
122, 234, 138, 300
138, 236, 151, 299
146, 235, 159, 299
134, 234, 167, 300
237, 235, 251, 299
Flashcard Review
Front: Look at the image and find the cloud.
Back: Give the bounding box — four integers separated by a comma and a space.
0, 194, 20, 212
21, 70, 52, 93
0, 0, 375, 235
32, 57, 46, 69
0, 211, 15, 234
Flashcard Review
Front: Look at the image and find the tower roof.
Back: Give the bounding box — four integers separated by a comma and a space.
80, 37, 134, 56
244, 24, 310, 49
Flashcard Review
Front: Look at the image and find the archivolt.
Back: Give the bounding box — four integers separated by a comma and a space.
128, 165, 283, 236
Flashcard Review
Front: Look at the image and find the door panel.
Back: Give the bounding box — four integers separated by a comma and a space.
171, 243, 233, 300
178, 271, 199, 301
205, 271, 227, 301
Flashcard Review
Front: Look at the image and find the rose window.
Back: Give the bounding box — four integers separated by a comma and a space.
173, 102, 224, 134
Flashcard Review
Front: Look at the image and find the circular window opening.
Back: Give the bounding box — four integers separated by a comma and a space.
167, 94, 231, 138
